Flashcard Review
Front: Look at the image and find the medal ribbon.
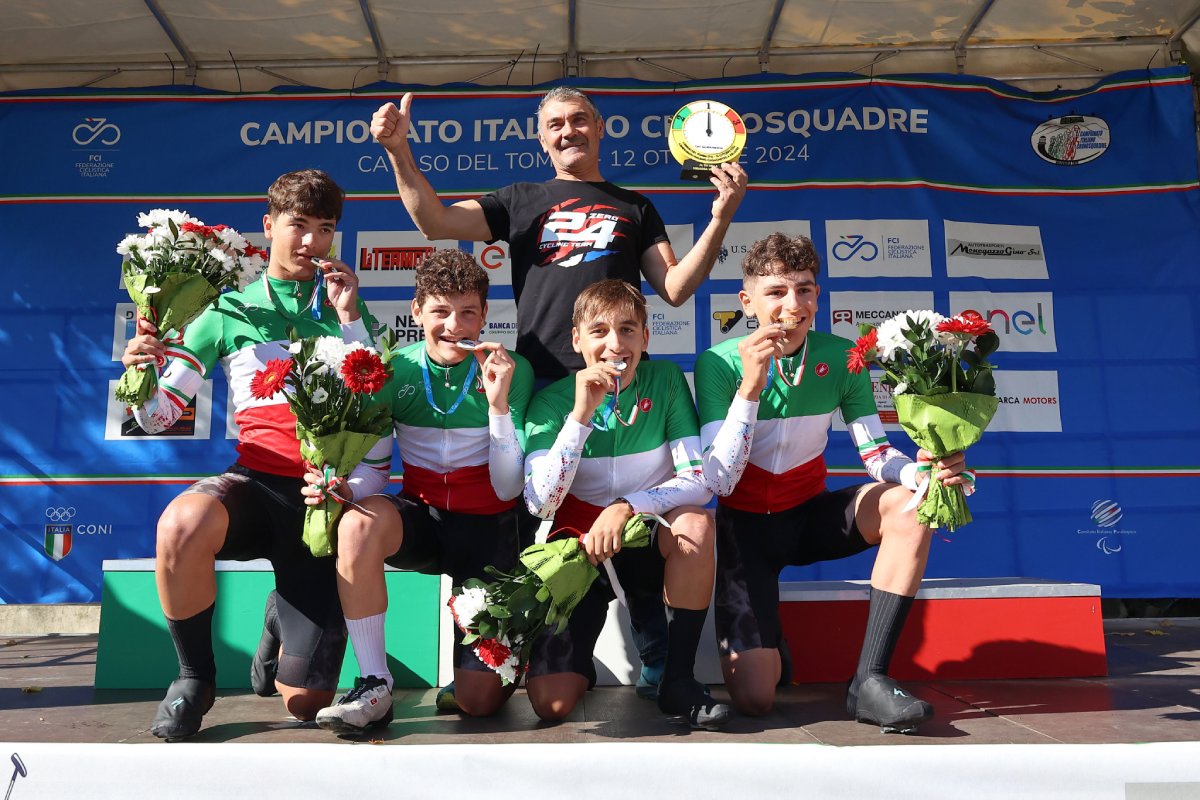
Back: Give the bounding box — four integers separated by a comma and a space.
420, 349, 478, 416
767, 338, 808, 389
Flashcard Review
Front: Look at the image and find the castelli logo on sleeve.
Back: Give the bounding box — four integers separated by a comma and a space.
815, 363, 829, 377
1031, 115, 1110, 165
639, 398, 653, 413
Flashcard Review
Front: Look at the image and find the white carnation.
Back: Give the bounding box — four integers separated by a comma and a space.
450, 586, 489, 629
311, 387, 329, 404
137, 208, 196, 230
311, 337, 362, 375
116, 234, 143, 257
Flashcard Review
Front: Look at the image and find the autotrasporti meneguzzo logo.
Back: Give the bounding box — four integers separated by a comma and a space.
1031, 115, 1110, 165
1078, 499, 1135, 555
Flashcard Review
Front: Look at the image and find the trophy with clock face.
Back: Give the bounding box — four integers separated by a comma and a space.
668, 100, 747, 181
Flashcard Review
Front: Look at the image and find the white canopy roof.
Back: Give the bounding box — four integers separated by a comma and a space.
2, 0, 1199, 93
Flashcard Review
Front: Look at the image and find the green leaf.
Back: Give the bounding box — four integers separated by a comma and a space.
975, 332, 1000, 359
486, 604, 512, 619
460, 632, 478, 645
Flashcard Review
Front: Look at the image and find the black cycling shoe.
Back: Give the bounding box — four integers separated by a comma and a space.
658, 678, 731, 731
150, 677, 216, 740
847, 674, 933, 734
250, 590, 281, 697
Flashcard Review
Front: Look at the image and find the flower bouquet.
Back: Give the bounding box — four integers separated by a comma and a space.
448, 515, 657, 685
847, 310, 999, 531
251, 327, 398, 557
115, 209, 267, 407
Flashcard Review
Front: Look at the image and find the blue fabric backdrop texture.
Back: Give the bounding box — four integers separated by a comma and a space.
2, 68, 1198, 602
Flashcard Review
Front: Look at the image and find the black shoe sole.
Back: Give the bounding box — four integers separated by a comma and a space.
316, 705, 395, 735
662, 708, 730, 731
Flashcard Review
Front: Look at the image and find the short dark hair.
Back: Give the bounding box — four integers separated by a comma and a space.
742, 233, 821, 282
537, 86, 601, 124
414, 249, 490, 307
267, 169, 345, 222
572, 279, 647, 327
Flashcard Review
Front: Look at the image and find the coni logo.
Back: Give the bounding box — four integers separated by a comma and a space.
1091, 500, 1122, 528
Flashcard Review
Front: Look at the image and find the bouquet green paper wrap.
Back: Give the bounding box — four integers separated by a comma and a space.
893, 392, 998, 531
298, 425, 386, 558
115, 270, 219, 407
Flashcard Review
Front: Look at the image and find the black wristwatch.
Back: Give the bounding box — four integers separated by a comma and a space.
613, 496, 635, 515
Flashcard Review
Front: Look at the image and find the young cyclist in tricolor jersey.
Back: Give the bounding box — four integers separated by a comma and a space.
120, 169, 373, 739
522, 279, 729, 730
306, 249, 534, 734
695, 233, 973, 733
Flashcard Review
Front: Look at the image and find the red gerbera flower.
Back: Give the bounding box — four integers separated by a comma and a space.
937, 311, 993, 337
474, 637, 513, 669
846, 327, 877, 374
250, 358, 293, 399
341, 349, 388, 394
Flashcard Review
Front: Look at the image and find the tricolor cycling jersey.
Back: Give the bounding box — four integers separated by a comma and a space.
695, 332, 918, 514
524, 359, 709, 532
348, 341, 534, 514
131, 275, 374, 477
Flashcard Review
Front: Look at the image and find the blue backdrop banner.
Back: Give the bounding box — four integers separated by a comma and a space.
2, 68, 1198, 602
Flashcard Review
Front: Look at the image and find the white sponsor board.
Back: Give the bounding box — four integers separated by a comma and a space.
105, 380, 212, 440
708, 292, 758, 345
949, 291, 1057, 353
825, 219, 931, 278
367, 298, 519, 351
990, 370, 1062, 432
662, 223, 694, 263
353, 231, 458, 287
472, 240, 512, 286
111, 302, 137, 361
710, 220, 812, 280
645, 295, 696, 355
826, 291, 936, 340
944, 220, 1049, 279
833, 370, 1061, 433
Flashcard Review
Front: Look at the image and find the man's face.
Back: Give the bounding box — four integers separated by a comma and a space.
262, 212, 337, 278
537, 99, 603, 175
738, 265, 821, 350
572, 308, 649, 388
412, 293, 488, 365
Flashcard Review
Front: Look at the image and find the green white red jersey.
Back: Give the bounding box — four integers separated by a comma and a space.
523, 359, 709, 532
348, 341, 534, 514
695, 332, 920, 514
131, 275, 373, 478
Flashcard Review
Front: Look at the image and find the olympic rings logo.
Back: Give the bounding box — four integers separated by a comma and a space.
45, 507, 77, 522
832, 234, 878, 262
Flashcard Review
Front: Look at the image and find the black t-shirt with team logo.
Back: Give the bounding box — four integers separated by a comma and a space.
477, 179, 669, 379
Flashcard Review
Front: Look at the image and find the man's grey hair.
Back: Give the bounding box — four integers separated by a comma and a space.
536, 86, 601, 122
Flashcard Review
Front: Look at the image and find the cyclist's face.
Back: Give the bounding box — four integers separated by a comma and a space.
263, 212, 337, 279
739, 267, 820, 351
413, 293, 487, 365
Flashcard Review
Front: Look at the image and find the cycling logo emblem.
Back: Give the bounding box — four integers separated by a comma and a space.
536, 199, 629, 269
832, 235, 878, 262
44, 507, 76, 561
1031, 115, 1109, 166
73, 117, 121, 147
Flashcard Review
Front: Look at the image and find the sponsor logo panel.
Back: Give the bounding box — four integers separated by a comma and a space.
825, 220, 931, 278
43, 505, 114, 562
1031, 115, 1110, 166
711, 220, 812, 280
709, 293, 758, 345
71, 116, 121, 180
354, 231, 458, 287
944, 220, 1048, 279
105, 380, 212, 440
827, 291, 936, 341
645, 295, 696, 356
948, 291, 1057, 353
472, 241, 512, 285
1079, 499, 1135, 554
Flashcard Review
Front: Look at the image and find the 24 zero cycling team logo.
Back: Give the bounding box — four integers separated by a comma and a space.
832, 235, 878, 262
72, 117, 121, 146
537, 200, 627, 269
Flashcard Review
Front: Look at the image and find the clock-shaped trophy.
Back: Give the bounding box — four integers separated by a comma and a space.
668, 100, 747, 181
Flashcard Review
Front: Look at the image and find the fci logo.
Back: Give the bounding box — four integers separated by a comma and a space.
73, 117, 121, 146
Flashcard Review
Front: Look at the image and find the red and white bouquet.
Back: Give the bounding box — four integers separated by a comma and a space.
847, 310, 999, 531
115, 209, 267, 406
251, 328, 397, 556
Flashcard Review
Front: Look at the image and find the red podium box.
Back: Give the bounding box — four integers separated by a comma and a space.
778, 577, 1107, 683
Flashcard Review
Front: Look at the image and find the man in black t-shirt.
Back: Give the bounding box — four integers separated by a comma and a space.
369, 86, 747, 380
369, 86, 747, 701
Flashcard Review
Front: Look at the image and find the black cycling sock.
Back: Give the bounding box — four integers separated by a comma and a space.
662, 606, 707, 685
854, 587, 913, 683
166, 603, 217, 684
